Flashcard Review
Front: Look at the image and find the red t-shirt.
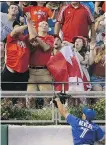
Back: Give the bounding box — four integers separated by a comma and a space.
102, 2, 106, 12
57, 4, 94, 42
24, 6, 53, 28
30, 35, 54, 66
6, 34, 30, 73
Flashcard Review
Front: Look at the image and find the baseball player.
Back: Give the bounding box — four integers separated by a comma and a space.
53, 95, 105, 145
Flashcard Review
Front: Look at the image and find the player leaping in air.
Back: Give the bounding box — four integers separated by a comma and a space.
53, 94, 105, 145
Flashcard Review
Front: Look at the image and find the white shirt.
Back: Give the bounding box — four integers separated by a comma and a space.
0, 12, 14, 41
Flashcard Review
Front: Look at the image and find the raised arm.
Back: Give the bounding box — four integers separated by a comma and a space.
26, 13, 52, 51
29, 34, 52, 52
90, 23, 96, 41
88, 41, 96, 65
54, 22, 62, 35
25, 12, 37, 40
10, 25, 28, 37
35, 37, 52, 52
54, 98, 69, 119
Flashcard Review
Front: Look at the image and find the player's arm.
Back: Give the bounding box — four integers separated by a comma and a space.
10, 25, 28, 37
54, 98, 69, 119
96, 126, 105, 143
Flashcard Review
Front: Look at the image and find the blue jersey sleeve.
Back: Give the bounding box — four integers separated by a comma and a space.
66, 114, 78, 127
96, 127, 105, 141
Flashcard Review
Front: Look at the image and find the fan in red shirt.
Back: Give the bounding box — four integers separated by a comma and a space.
6, 34, 30, 73
27, 21, 54, 109
54, 2, 95, 43
23, 1, 53, 28
1, 13, 37, 92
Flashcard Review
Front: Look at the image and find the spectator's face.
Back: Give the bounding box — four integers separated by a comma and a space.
38, 21, 49, 33
0, 42, 5, 52
75, 38, 84, 51
54, 37, 62, 49
8, 5, 19, 16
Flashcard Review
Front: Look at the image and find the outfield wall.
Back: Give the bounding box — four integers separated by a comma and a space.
8, 125, 74, 145
1, 125, 105, 145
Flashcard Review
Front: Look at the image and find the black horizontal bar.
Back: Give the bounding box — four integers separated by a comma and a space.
1, 81, 105, 84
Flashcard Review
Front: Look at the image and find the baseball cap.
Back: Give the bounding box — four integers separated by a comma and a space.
72, 36, 86, 45
83, 107, 96, 121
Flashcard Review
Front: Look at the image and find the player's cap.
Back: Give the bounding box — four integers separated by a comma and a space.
83, 107, 96, 121
72, 36, 86, 45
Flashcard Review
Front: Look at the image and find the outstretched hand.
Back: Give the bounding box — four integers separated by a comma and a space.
53, 93, 70, 108
25, 12, 31, 22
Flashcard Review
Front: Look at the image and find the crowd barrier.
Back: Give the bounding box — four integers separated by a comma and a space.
1, 90, 105, 124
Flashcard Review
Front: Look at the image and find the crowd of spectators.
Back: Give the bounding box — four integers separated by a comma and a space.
0, 1, 105, 108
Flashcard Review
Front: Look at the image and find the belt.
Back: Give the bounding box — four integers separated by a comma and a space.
29, 66, 47, 69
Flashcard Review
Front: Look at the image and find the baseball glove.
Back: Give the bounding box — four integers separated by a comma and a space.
53, 93, 71, 108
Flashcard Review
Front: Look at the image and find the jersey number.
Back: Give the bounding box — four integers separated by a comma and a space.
80, 127, 89, 138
